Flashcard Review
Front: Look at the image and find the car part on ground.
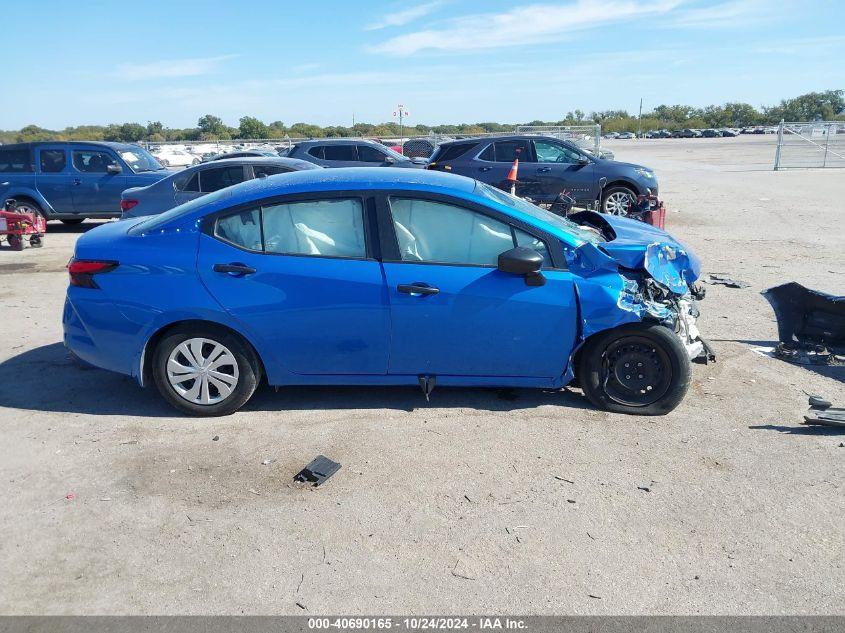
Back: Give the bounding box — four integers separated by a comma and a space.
762, 282, 844, 366
63, 168, 709, 417
803, 395, 845, 427
294, 455, 341, 487
706, 273, 750, 289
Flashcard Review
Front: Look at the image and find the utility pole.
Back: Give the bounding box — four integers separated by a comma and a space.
637, 98, 643, 138
393, 104, 410, 155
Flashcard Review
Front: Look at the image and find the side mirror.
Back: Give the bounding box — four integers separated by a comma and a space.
497, 247, 545, 286
577, 156, 590, 165
106, 164, 122, 174
384, 156, 396, 164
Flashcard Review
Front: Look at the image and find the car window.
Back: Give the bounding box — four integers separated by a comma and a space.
306, 146, 324, 159
478, 144, 495, 161
262, 198, 366, 258
0, 148, 32, 172
253, 165, 289, 178
513, 227, 551, 266
389, 198, 519, 266
357, 145, 386, 162
177, 171, 199, 192
200, 166, 245, 193
491, 140, 531, 163
533, 140, 581, 164
432, 142, 476, 162
215, 208, 262, 251
40, 149, 66, 173
322, 145, 357, 161
72, 150, 118, 173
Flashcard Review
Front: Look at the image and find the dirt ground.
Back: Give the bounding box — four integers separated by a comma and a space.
0, 136, 842, 615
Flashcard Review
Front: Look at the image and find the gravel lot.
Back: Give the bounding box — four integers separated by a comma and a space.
0, 136, 842, 615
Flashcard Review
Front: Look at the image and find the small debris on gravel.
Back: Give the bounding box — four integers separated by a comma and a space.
555, 476, 575, 483
588, 594, 602, 599
212, 435, 219, 441
261, 458, 276, 466
296, 602, 307, 610
637, 486, 652, 492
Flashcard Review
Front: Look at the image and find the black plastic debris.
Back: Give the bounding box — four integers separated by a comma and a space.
294, 455, 341, 487
418, 375, 436, 401
804, 395, 845, 428
707, 273, 750, 289
762, 283, 845, 366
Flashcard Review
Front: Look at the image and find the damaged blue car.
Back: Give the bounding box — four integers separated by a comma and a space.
63, 168, 712, 416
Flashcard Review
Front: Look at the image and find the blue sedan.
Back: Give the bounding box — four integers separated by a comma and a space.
63, 168, 711, 416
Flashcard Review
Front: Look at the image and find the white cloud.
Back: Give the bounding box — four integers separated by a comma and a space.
670, 0, 763, 27
366, 1, 443, 30
367, 0, 681, 55
115, 55, 238, 80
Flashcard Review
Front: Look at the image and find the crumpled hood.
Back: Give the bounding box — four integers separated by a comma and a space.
596, 214, 701, 294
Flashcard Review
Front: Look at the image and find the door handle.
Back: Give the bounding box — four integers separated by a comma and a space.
213, 263, 256, 275
397, 282, 439, 296
537, 167, 551, 173
479, 166, 492, 172
73, 178, 82, 185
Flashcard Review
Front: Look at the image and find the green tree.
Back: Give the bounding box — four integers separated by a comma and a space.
238, 116, 270, 139
197, 114, 230, 139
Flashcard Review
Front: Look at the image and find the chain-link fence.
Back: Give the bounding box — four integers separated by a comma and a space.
515, 124, 602, 154
774, 120, 845, 169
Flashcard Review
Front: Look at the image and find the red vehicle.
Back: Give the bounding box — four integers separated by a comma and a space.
1, 198, 46, 250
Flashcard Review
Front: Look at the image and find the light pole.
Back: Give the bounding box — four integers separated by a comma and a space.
637, 98, 643, 138
393, 104, 409, 155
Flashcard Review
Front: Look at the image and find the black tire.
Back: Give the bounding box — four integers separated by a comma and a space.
61, 218, 85, 225
7, 234, 23, 251
578, 323, 691, 416
13, 199, 47, 220
29, 235, 43, 248
152, 324, 261, 416
601, 186, 636, 215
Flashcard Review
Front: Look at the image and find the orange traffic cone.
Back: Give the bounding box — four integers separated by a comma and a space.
507, 158, 519, 195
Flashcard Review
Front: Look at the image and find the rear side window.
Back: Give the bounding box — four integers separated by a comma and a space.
357, 145, 386, 162
490, 140, 532, 162
322, 145, 356, 161
0, 148, 33, 172
40, 149, 66, 173
215, 209, 262, 251
253, 165, 289, 178
306, 146, 324, 159
73, 150, 118, 173
178, 172, 199, 192
200, 166, 245, 193
433, 142, 476, 162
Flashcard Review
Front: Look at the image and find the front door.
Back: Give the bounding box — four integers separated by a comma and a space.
529, 139, 596, 203
70, 148, 127, 215
380, 195, 578, 378
197, 195, 389, 376
34, 146, 74, 214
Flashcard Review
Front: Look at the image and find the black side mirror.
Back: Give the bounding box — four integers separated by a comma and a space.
384, 156, 396, 164
577, 156, 590, 165
498, 247, 545, 286
106, 164, 122, 174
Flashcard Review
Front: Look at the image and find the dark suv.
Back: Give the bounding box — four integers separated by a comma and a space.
427, 135, 658, 214
0, 141, 170, 222
287, 139, 426, 169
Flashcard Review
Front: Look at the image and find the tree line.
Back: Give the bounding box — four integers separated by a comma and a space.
1, 90, 842, 145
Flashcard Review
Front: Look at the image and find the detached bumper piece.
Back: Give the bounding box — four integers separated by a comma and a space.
803, 395, 845, 428
294, 455, 341, 487
762, 282, 845, 366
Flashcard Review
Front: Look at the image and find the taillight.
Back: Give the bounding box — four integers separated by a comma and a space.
68, 258, 118, 289
120, 199, 139, 212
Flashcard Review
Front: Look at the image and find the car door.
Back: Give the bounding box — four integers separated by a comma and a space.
320, 144, 359, 167
70, 148, 127, 215
356, 144, 389, 167
379, 194, 578, 378
529, 139, 596, 203
196, 194, 389, 376
472, 140, 543, 198
34, 146, 74, 214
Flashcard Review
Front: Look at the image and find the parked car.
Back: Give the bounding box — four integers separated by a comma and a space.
427, 135, 657, 214
0, 142, 170, 222
701, 129, 720, 138
154, 147, 200, 168
616, 132, 635, 139
603, 133, 619, 139
671, 129, 701, 138
288, 139, 427, 168
64, 168, 709, 416
718, 128, 738, 137
208, 150, 279, 161
120, 157, 319, 219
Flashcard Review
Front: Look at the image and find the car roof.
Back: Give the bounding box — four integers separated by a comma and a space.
295, 138, 385, 147
0, 141, 145, 151
436, 134, 568, 146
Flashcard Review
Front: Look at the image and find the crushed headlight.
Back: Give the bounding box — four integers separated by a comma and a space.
635, 168, 655, 179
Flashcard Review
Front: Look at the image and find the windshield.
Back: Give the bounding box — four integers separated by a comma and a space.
380, 144, 408, 160
127, 187, 233, 235
119, 147, 165, 173
475, 182, 604, 244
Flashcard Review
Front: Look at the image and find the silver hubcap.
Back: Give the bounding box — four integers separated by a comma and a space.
166, 338, 239, 405
604, 191, 633, 215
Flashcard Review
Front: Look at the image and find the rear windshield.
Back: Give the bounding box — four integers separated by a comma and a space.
431, 142, 476, 162
127, 187, 233, 235
475, 183, 604, 244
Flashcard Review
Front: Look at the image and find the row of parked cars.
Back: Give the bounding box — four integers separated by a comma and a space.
0, 135, 659, 221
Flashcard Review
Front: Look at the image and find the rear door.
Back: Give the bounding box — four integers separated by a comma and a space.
378, 194, 578, 378
472, 140, 541, 198
175, 165, 247, 206
196, 193, 389, 376
356, 144, 389, 167
320, 144, 359, 167
529, 139, 596, 203
70, 148, 127, 216
34, 146, 74, 214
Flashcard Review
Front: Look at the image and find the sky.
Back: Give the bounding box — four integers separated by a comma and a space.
1, 0, 844, 129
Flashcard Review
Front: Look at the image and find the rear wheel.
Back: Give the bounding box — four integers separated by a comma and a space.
601, 186, 636, 215
152, 325, 260, 416
13, 199, 46, 220
578, 323, 691, 415
7, 235, 23, 251
61, 218, 85, 225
